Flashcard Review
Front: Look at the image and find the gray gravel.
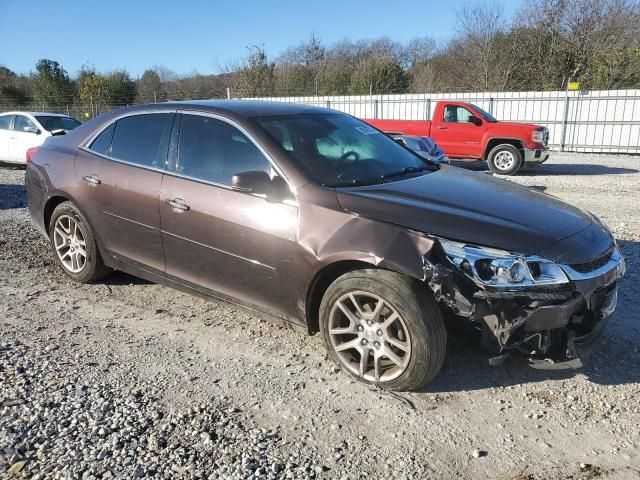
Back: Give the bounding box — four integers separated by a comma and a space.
1, 153, 639, 479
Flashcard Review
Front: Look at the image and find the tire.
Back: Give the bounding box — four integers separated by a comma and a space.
320, 269, 446, 391
487, 144, 523, 175
49, 201, 111, 283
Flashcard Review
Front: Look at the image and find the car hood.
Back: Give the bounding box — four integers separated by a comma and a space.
336, 165, 609, 262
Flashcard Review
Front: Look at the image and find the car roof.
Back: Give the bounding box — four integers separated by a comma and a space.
162, 99, 330, 118
0, 111, 72, 117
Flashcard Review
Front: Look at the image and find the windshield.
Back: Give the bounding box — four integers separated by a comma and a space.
470, 104, 497, 123
35, 115, 82, 132
255, 113, 437, 187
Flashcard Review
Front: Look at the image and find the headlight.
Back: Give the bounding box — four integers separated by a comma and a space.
439, 239, 569, 287
531, 129, 545, 143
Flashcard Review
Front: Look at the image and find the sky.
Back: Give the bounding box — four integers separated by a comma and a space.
1, 0, 523, 77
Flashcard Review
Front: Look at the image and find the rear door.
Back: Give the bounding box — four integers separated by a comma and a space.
75, 111, 175, 274
9, 115, 43, 162
160, 112, 298, 315
431, 104, 484, 158
0, 115, 13, 161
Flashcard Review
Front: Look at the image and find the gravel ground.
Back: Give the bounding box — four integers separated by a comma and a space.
1, 153, 639, 480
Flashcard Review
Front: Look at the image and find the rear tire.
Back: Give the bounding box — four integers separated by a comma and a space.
487, 144, 523, 175
320, 269, 446, 391
49, 201, 111, 283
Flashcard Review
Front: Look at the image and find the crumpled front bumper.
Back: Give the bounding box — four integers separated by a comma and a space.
503, 249, 625, 370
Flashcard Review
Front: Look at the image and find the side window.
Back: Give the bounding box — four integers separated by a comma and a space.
0, 115, 12, 130
88, 123, 116, 156
110, 113, 173, 168
443, 105, 474, 124
14, 115, 37, 132
177, 114, 272, 185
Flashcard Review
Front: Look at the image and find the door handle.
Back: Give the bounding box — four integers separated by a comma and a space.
436, 126, 447, 129
82, 174, 101, 186
167, 197, 190, 212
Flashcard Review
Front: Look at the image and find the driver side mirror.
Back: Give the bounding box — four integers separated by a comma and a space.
231, 171, 290, 202
468, 115, 482, 126
24, 125, 40, 134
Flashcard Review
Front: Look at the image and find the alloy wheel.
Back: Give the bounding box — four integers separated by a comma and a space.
328, 291, 411, 382
53, 214, 87, 273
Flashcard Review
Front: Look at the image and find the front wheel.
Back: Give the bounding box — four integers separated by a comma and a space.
487, 144, 523, 175
320, 270, 446, 391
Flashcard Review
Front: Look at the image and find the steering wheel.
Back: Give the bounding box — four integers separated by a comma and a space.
339, 150, 360, 162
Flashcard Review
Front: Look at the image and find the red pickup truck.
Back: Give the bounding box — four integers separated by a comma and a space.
366, 101, 549, 175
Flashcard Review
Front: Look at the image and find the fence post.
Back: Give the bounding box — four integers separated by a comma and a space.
560, 91, 570, 152
373, 99, 379, 119
326, 99, 331, 110
426, 98, 431, 120
488, 97, 494, 115
226, 87, 231, 99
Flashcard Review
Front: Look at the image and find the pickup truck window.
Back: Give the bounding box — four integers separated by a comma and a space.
443, 105, 475, 123
470, 104, 497, 123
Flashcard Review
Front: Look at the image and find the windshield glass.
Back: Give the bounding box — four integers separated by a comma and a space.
470, 104, 497, 123
255, 113, 437, 187
35, 115, 82, 132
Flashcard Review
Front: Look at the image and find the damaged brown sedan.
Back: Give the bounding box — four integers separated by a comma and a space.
25, 101, 626, 391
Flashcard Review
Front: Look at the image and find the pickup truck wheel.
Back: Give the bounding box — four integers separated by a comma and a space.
49, 201, 111, 283
487, 144, 523, 175
320, 270, 446, 391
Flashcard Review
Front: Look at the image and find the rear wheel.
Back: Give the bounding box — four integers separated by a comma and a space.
487, 144, 523, 175
320, 270, 446, 391
49, 201, 111, 283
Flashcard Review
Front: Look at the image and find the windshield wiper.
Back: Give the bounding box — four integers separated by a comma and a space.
381, 165, 437, 181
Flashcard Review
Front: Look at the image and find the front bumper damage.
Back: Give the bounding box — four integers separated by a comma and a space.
424, 246, 625, 370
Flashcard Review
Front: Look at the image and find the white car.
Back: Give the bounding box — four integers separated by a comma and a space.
0, 112, 82, 164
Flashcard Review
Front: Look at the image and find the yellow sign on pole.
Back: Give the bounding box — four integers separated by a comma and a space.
567, 82, 581, 91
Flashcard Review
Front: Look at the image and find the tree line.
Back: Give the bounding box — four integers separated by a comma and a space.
1, 0, 639, 114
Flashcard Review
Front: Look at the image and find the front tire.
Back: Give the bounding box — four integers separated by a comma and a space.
49, 201, 111, 283
320, 270, 446, 391
487, 144, 523, 175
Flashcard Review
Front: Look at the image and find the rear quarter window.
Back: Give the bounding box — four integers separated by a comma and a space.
88, 123, 116, 156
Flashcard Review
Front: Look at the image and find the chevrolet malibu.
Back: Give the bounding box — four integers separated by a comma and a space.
25, 101, 625, 391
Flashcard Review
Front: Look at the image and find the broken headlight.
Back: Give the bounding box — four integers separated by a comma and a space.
438, 239, 569, 288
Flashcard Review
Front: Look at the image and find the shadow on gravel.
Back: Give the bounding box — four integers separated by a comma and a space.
0, 184, 27, 209
519, 163, 639, 176
103, 270, 153, 286
421, 239, 640, 394
448, 160, 639, 176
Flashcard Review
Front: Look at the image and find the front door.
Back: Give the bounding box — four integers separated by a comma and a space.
431, 104, 484, 158
160, 113, 298, 316
9, 115, 41, 162
74, 112, 175, 274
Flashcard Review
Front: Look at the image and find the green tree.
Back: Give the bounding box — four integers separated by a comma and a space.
349, 58, 408, 94
136, 69, 165, 102
31, 59, 73, 106
0, 66, 29, 104
237, 46, 275, 97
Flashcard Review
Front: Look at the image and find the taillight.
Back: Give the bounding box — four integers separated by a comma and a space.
26, 147, 39, 163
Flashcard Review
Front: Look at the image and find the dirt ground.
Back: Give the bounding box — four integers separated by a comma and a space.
1, 152, 639, 479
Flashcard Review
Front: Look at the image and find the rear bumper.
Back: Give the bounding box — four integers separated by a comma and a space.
524, 147, 550, 164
